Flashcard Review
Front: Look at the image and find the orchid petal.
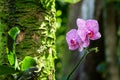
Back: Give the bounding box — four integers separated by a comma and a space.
83, 37, 90, 47
76, 18, 86, 29
90, 32, 101, 40
66, 29, 82, 50
77, 29, 87, 41
86, 20, 99, 33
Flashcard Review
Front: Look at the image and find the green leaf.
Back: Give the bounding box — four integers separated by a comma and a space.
7, 27, 20, 66
60, 0, 80, 4
0, 65, 18, 75
7, 50, 15, 66
8, 27, 20, 40
21, 56, 37, 71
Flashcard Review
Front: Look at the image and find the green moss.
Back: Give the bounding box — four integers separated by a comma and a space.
0, 22, 7, 64
1, 0, 56, 79
0, 1, 9, 74
40, 0, 54, 10
35, 0, 56, 80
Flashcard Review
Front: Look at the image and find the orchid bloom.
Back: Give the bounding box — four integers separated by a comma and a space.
66, 29, 83, 51
66, 18, 101, 51
77, 18, 101, 47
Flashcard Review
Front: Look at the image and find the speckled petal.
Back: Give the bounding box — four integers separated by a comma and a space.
86, 20, 99, 33
66, 29, 80, 50
90, 32, 101, 40
77, 29, 87, 41
83, 37, 90, 47
76, 18, 86, 29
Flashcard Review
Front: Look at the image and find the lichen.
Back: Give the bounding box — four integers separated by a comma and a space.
35, 0, 56, 80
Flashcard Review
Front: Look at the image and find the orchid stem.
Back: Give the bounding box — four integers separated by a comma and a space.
66, 47, 98, 80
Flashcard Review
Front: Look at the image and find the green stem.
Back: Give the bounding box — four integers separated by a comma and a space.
66, 47, 98, 80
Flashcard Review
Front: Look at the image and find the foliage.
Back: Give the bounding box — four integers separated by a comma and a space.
8, 27, 20, 41
55, 1, 69, 80
1, 0, 57, 79
57, 0, 80, 4
21, 56, 37, 71
0, 27, 37, 79
0, 65, 18, 75
7, 27, 20, 66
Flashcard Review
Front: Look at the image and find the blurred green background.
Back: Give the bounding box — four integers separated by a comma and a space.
55, 0, 120, 80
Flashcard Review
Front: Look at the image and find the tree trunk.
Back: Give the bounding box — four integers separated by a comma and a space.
0, 1, 9, 79
0, 0, 7, 64
104, 2, 119, 80
1, 0, 56, 80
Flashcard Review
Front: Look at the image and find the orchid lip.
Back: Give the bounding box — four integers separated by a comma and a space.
70, 39, 78, 46
88, 31, 94, 38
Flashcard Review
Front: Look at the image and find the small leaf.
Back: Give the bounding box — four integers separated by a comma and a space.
15, 57, 19, 69
60, 0, 80, 4
21, 56, 37, 71
0, 65, 18, 75
8, 27, 20, 40
7, 51, 15, 66
7, 27, 20, 66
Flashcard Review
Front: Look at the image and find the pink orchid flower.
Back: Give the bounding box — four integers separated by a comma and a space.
77, 18, 101, 47
66, 29, 83, 51
66, 18, 101, 51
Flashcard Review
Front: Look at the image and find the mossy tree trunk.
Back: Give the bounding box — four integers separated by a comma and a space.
0, 0, 7, 64
1, 0, 56, 80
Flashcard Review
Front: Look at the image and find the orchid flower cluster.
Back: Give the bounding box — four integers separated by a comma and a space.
66, 18, 101, 51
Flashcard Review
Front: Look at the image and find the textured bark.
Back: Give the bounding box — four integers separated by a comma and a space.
1, 0, 56, 80
0, 0, 8, 62
0, 1, 8, 79
104, 2, 119, 80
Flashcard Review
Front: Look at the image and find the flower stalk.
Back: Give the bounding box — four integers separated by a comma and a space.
66, 47, 98, 80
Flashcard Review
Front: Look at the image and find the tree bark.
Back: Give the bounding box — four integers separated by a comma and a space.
0, 1, 9, 79
0, 0, 7, 64
104, 2, 119, 80
1, 0, 56, 80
